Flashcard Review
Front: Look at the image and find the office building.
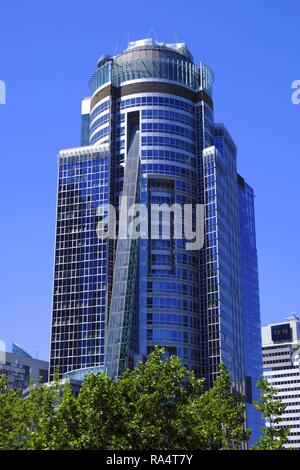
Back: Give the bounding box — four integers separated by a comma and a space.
0, 343, 48, 391
49, 38, 262, 443
262, 316, 300, 449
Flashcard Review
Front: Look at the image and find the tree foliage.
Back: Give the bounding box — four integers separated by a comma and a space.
0, 348, 250, 450
252, 378, 289, 450
188, 364, 250, 449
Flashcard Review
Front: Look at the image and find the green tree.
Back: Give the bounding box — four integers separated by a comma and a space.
113, 348, 205, 450
252, 377, 289, 450
74, 348, 205, 450
46, 381, 80, 450
75, 372, 126, 449
22, 374, 62, 449
186, 364, 250, 449
0, 376, 28, 449
42, 350, 248, 450
0, 349, 253, 450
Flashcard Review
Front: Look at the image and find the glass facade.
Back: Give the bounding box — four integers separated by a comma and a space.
50, 39, 262, 445
238, 175, 263, 445
201, 127, 244, 393
12, 342, 32, 358
50, 145, 110, 379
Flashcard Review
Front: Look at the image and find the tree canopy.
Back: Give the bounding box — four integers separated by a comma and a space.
252, 378, 289, 450
0, 348, 288, 450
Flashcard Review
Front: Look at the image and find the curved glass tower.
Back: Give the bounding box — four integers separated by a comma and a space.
50, 38, 262, 444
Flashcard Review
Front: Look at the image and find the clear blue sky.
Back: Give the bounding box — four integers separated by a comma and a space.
0, 0, 299, 360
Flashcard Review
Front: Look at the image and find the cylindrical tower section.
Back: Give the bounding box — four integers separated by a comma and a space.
88, 39, 214, 374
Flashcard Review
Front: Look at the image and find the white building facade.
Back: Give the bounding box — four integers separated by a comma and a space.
262, 316, 300, 449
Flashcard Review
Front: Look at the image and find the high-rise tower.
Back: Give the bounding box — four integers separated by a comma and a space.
49, 38, 262, 442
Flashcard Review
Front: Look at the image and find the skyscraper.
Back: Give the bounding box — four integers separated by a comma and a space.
49, 38, 262, 441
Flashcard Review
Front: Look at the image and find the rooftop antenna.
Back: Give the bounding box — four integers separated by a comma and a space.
286, 312, 299, 321
36, 350, 39, 360
113, 42, 119, 56
173, 32, 179, 43
118, 33, 129, 54
148, 27, 158, 42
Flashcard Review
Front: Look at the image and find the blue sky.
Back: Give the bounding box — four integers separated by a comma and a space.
0, 0, 299, 360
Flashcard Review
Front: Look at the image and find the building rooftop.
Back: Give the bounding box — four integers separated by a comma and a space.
12, 342, 32, 358
91, 38, 214, 95
126, 38, 194, 61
